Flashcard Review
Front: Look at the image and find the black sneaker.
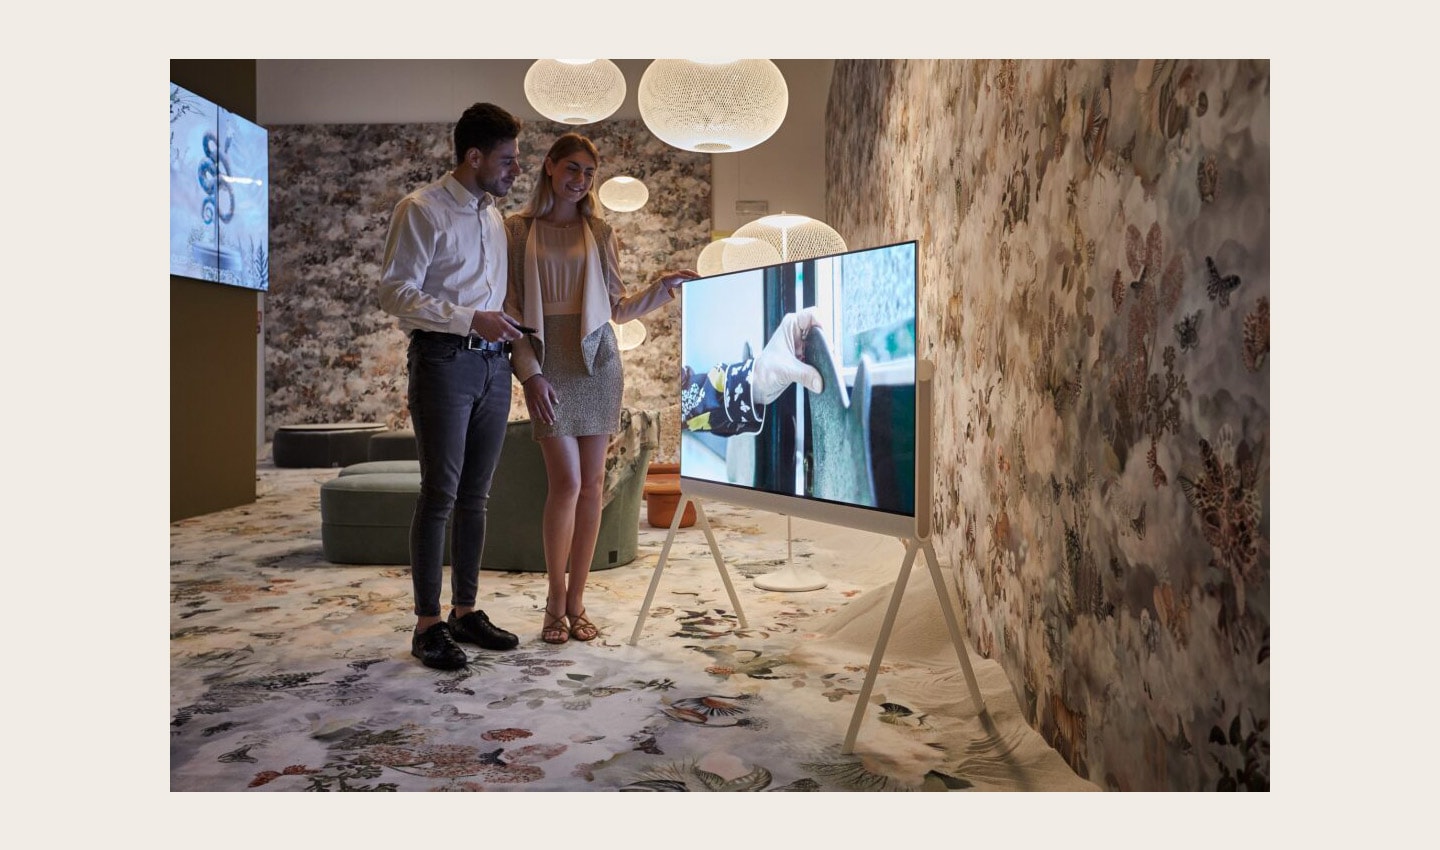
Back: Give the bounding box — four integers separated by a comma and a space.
448, 609, 520, 651
411, 621, 468, 670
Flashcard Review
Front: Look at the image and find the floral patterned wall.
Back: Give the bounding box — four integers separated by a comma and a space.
826, 60, 1269, 790
265, 119, 710, 460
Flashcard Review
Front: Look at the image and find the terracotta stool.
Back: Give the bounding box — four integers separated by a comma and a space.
643, 462, 696, 528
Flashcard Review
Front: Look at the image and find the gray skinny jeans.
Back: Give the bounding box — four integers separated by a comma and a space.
405, 331, 512, 618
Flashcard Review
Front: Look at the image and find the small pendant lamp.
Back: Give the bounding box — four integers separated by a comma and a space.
598, 176, 650, 212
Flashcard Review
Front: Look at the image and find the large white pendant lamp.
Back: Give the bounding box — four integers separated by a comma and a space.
730, 213, 847, 262
638, 60, 789, 153
696, 236, 783, 276
524, 59, 626, 125
598, 176, 649, 212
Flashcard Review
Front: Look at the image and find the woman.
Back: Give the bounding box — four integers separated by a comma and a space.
504, 133, 698, 644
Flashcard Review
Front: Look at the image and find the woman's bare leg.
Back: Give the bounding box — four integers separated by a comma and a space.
564, 434, 610, 634
538, 435, 581, 640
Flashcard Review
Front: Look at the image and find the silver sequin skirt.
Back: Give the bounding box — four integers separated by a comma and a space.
532, 313, 623, 440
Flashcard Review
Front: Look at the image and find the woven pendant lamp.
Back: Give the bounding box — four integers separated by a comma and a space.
524, 59, 626, 125
638, 60, 788, 153
730, 213, 847, 262
610, 319, 647, 351
598, 176, 649, 212
696, 236, 783, 276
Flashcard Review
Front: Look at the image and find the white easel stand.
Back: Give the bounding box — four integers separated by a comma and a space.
628, 493, 748, 647
628, 492, 988, 753
840, 536, 987, 753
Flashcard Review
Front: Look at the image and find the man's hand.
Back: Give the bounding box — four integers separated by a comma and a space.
470, 311, 524, 343
751, 307, 825, 405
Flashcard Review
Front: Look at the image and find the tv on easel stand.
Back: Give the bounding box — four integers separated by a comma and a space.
627, 240, 987, 752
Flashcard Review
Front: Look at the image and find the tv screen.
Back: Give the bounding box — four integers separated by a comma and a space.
169, 82, 269, 291
679, 240, 922, 536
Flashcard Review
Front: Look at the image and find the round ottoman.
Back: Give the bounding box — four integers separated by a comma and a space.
339, 460, 422, 477
367, 429, 418, 461
320, 471, 448, 565
273, 422, 386, 468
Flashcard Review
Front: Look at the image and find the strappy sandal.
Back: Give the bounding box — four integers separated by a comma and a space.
541, 600, 569, 644
568, 609, 600, 642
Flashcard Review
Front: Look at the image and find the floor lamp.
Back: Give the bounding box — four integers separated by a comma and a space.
728, 213, 848, 592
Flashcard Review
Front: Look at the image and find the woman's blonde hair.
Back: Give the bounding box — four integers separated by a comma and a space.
520, 133, 603, 220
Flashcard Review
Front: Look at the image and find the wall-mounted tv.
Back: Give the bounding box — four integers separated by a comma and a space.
169, 82, 269, 291
679, 239, 928, 538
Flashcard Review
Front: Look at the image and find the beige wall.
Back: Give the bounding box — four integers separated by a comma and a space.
709, 60, 832, 233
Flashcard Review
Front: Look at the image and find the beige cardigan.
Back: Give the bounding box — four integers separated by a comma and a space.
503, 214, 675, 383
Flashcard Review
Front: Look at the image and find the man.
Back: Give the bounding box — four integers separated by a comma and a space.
378, 103, 527, 670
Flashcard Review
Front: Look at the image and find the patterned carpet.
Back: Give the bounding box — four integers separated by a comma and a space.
169, 460, 1098, 792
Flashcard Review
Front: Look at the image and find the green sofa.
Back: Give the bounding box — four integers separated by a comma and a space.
320, 409, 658, 572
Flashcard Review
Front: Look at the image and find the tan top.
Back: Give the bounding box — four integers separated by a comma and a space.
503, 213, 678, 384
534, 219, 586, 315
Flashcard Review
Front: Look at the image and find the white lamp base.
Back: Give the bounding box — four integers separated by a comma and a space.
753, 563, 828, 592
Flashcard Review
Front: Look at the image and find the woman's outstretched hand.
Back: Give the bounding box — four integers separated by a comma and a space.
658, 269, 700, 292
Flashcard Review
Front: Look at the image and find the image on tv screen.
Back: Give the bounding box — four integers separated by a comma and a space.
679, 240, 918, 517
169, 82, 269, 291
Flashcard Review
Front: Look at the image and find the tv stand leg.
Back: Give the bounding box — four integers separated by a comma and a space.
694, 500, 748, 629
922, 539, 985, 712
628, 493, 690, 645
842, 538, 919, 753
627, 495, 747, 645
841, 537, 987, 754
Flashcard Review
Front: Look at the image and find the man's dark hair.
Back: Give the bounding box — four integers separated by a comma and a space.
454, 103, 522, 164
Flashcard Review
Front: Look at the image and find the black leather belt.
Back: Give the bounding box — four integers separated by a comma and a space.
464, 336, 508, 353
411, 329, 510, 355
